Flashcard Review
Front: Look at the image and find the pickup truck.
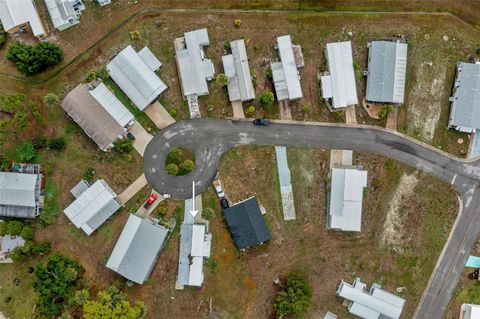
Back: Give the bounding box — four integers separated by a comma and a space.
213, 179, 225, 198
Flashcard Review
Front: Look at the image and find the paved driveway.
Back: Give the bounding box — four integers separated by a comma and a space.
144, 101, 175, 129
130, 122, 152, 156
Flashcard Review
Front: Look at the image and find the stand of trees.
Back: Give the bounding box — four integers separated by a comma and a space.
6, 41, 63, 75
274, 272, 312, 318
83, 286, 145, 319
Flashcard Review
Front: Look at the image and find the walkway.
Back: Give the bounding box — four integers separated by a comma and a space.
130, 122, 153, 156
144, 101, 175, 129
117, 174, 148, 205
231, 100, 245, 119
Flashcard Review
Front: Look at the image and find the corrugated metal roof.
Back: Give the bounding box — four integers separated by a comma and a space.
324, 41, 358, 108
222, 39, 255, 102
337, 279, 405, 319
366, 41, 408, 104
43, 0, 83, 31
89, 83, 135, 128
272, 35, 303, 101
64, 179, 121, 235
138, 47, 162, 71
106, 214, 168, 284
176, 28, 215, 97
107, 45, 167, 111
0, 235, 25, 252
328, 168, 367, 232
0, 0, 45, 37
61, 84, 125, 151
448, 62, 480, 133
70, 180, 89, 198
321, 75, 333, 99
0, 172, 37, 208
275, 146, 295, 220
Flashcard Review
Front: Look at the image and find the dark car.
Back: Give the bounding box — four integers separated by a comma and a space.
220, 198, 230, 209
253, 118, 270, 126
143, 193, 158, 209
126, 132, 136, 141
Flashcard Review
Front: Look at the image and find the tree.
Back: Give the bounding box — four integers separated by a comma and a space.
0, 222, 6, 236
260, 91, 275, 108
245, 105, 256, 117
166, 147, 182, 165
0, 24, 6, 48
49, 137, 66, 151
113, 139, 133, 154
16, 142, 36, 162
20, 225, 35, 240
32, 136, 47, 149
69, 289, 90, 306
216, 73, 229, 87
274, 272, 312, 318
31, 241, 52, 255
6, 220, 24, 236
6, 41, 63, 75
83, 167, 95, 182
83, 286, 144, 319
44, 93, 60, 106
180, 159, 194, 172
202, 207, 214, 220
33, 254, 82, 317
166, 163, 179, 176
9, 246, 25, 262
378, 105, 394, 119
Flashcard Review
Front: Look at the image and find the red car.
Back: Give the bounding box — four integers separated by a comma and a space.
144, 193, 158, 209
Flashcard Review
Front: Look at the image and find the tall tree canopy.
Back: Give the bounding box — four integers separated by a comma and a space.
83, 286, 145, 319
6, 41, 63, 75
274, 272, 312, 318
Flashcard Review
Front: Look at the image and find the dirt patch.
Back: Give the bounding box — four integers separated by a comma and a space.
380, 173, 419, 252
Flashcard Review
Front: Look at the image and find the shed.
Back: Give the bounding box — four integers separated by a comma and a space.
0, 0, 46, 38
223, 197, 271, 249
328, 167, 368, 232
61, 84, 127, 151
271, 35, 303, 101
460, 304, 480, 319
107, 45, 167, 111
106, 214, 169, 284
366, 40, 408, 104
0, 172, 41, 218
43, 0, 85, 31
322, 41, 358, 109
64, 179, 121, 235
222, 39, 255, 102
448, 62, 480, 133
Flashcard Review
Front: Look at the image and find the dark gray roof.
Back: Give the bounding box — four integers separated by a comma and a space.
223, 197, 271, 249
448, 62, 480, 132
366, 41, 407, 104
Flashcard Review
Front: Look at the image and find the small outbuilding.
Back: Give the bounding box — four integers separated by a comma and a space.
107, 45, 167, 111
97, 0, 111, 5
0, 0, 46, 38
43, 0, 85, 31
64, 179, 121, 236
460, 303, 480, 319
61, 83, 134, 151
223, 197, 271, 250
271, 35, 304, 101
366, 40, 408, 104
222, 39, 255, 102
106, 214, 169, 284
321, 41, 358, 109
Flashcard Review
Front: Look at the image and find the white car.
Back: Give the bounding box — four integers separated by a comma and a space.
213, 179, 225, 198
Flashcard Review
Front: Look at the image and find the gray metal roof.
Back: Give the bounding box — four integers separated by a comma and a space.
106, 214, 168, 284
337, 278, 405, 319
61, 84, 126, 151
448, 62, 480, 133
64, 179, 121, 235
366, 41, 408, 104
89, 83, 135, 128
223, 196, 271, 249
107, 45, 167, 111
0, 235, 25, 252
0, 172, 39, 218
222, 39, 255, 102
328, 168, 367, 232
70, 180, 89, 198
176, 28, 215, 97
271, 35, 303, 101
323, 41, 358, 108
0, 0, 45, 37
43, 0, 84, 31
275, 146, 295, 220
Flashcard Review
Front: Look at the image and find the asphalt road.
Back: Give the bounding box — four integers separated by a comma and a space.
143, 118, 480, 318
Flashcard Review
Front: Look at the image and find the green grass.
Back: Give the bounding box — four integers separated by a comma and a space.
0, 262, 37, 318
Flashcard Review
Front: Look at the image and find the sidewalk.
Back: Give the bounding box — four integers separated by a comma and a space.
117, 174, 148, 205
130, 122, 153, 156
144, 101, 175, 129
232, 100, 245, 118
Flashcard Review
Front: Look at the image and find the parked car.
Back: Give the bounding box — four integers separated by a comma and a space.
220, 198, 230, 209
253, 118, 270, 126
143, 193, 158, 209
213, 179, 225, 198
126, 132, 135, 140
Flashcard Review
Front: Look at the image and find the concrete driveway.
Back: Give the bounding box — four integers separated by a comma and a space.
117, 174, 148, 205
130, 122, 152, 156
144, 101, 175, 129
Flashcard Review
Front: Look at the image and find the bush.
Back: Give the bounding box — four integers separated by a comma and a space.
180, 159, 194, 172
0, 222, 6, 236
83, 286, 144, 319
378, 105, 394, 119
202, 207, 214, 220
9, 247, 25, 262
302, 104, 311, 114
274, 272, 312, 318
48, 137, 66, 151
169, 108, 178, 117
6, 41, 63, 75
32, 241, 52, 255
224, 40, 231, 51
129, 30, 140, 40
166, 163, 179, 176
83, 167, 95, 182
265, 67, 273, 80
20, 225, 35, 240
260, 91, 275, 108
7, 220, 24, 236
69, 289, 90, 306
16, 142, 36, 162
113, 139, 133, 154
32, 136, 47, 149
157, 206, 167, 218
216, 73, 229, 87
44, 93, 59, 106
0, 24, 6, 48
245, 105, 256, 117
234, 19, 242, 28
166, 147, 182, 165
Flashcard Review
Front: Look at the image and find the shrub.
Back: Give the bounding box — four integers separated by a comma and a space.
302, 104, 311, 114
9, 247, 25, 262
20, 225, 35, 240
169, 108, 178, 117
202, 207, 214, 220
157, 206, 167, 218
83, 286, 144, 319
240, 36, 250, 45
129, 30, 140, 40
166, 163, 179, 176
180, 159, 194, 172
352, 61, 359, 70
0, 24, 6, 48
6, 41, 63, 75
378, 105, 394, 119
274, 272, 312, 318
0, 222, 6, 236
44, 93, 59, 106
216, 73, 229, 87
69, 289, 90, 306
224, 40, 231, 51
83, 167, 95, 182
166, 147, 182, 165
96, 65, 109, 81
32, 136, 47, 149
234, 19, 242, 28
260, 91, 275, 108
7, 220, 24, 236
31, 241, 52, 255
245, 105, 256, 117
113, 139, 133, 154
16, 142, 36, 162
48, 137, 66, 151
